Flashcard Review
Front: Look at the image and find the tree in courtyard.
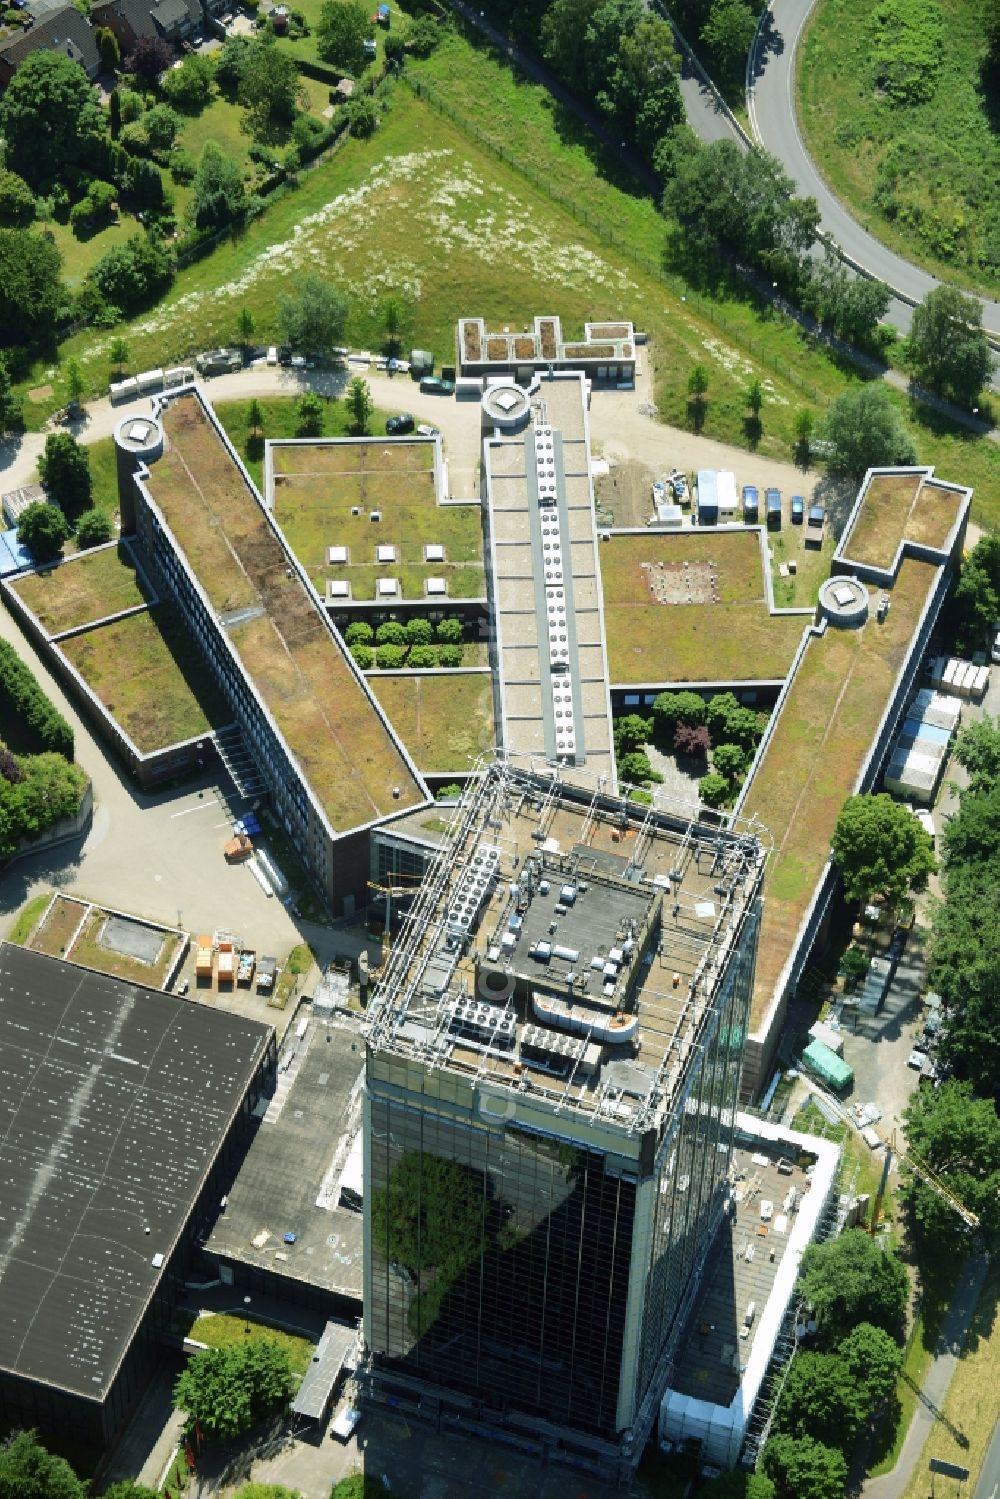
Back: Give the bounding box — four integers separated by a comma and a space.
345, 375, 373, 435
0, 52, 102, 184
0, 228, 63, 348
17, 501, 69, 562
173, 1339, 295, 1441
125, 33, 174, 87
773, 1350, 868, 1452
39, 432, 92, 518
614, 713, 652, 752
0, 354, 22, 436
901, 1081, 1000, 1253
435, 616, 464, 644
295, 391, 324, 437
316, 0, 369, 71
908, 285, 994, 407
760, 1432, 848, 1499
651, 689, 706, 739
698, 771, 730, 808
375, 620, 405, 646
711, 742, 748, 782
192, 141, 246, 232
831, 793, 935, 906
345, 621, 373, 646
952, 714, 1000, 797
404, 617, 433, 646
75, 509, 114, 548
820, 382, 917, 476
617, 750, 662, 785
706, 691, 765, 750
674, 721, 711, 758
0, 1430, 86, 1499
798, 1229, 908, 1345
279, 274, 349, 356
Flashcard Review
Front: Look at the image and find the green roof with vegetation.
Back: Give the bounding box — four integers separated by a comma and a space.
368, 671, 495, 772
600, 530, 805, 683
9, 544, 150, 637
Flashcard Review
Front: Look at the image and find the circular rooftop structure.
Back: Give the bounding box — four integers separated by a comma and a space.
482, 382, 531, 432
114, 412, 164, 462
818, 575, 869, 628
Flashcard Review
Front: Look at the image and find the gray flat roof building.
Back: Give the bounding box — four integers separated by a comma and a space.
0, 943, 275, 1459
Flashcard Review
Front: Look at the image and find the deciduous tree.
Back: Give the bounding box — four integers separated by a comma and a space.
173, 1339, 295, 1441
294, 390, 324, 437
17, 501, 69, 562
0, 52, 102, 183
279, 274, 349, 354
0, 228, 63, 348
191, 141, 246, 231
316, 0, 370, 71
760, 1432, 848, 1499
831, 793, 935, 906
774, 1350, 867, 1452
76, 509, 113, 548
901, 1081, 1000, 1253
0, 1429, 86, 1499
39, 432, 92, 518
798, 1229, 908, 1345
345, 375, 373, 435
820, 383, 917, 476
909, 285, 994, 407
125, 33, 175, 87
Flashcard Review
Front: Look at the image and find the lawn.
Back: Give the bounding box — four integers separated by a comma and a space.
797, 0, 1000, 295
599, 530, 807, 682
744, 557, 939, 1026
903, 399, 1000, 534
769, 529, 837, 607
897, 1264, 1000, 1499
271, 438, 485, 600
368, 671, 496, 771
9, 543, 150, 637
186, 1311, 315, 1377
5, 892, 51, 945
29, 56, 855, 462
60, 603, 227, 752
842, 471, 965, 569
48, 216, 139, 289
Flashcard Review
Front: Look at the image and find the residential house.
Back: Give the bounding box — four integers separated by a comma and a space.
0, 5, 99, 85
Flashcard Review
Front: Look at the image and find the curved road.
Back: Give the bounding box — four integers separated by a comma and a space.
747, 0, 1000, 342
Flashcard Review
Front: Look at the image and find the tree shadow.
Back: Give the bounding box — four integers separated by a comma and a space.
743, 413, 762, 448
687, 397, 707, 432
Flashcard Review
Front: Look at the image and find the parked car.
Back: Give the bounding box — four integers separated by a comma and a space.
742, 484, 759, 520
765, 488, 782, 528
419, 375, 455, 395
790, 495, 805, 524
386, 412, 414, 435
906, 1047, 929, 1070
808, 503, 825, 528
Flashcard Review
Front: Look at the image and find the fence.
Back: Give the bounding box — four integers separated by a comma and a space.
403, 75, 823, 402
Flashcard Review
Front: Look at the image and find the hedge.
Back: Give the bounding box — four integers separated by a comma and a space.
0, 641, 74, 758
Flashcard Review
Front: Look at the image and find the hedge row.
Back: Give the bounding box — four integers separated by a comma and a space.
0, 641, 74, 759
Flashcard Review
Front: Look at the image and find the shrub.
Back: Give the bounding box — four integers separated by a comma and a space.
375, 643, 406, 669
88, 233, 173, 314
142, 103, 180, 150
437, 644, 462, 667
17, 500, 68, 563
294, 390, 324, 437
699, 771, 730, 808
674, 722, 710, 757
436, 783, 461, 800
618, 750, 661, 785
868, 0, 943, 104
712, 742, 748, 781
75, 509, 113, 548
839, 944, 869, 992
404, 616, 433, 646
408, 15, 441, 56
344, 620, 373, 646
0, 639, 73, 756
160, 52, 214, 113
407, 644, 436, 668
347, 97, 377, 137
39, 431, 92, 518
375, 620, 406, 646
350, 644, 374, 669
435, 616, 464, 644
652, 689, 706, 737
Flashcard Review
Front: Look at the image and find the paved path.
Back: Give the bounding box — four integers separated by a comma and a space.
863, 1256, 989, 1499
975, 1417, 1000, 1499
747, 0, 1000, 347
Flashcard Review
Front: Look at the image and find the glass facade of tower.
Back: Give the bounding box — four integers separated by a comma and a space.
364, 900, 761, 1453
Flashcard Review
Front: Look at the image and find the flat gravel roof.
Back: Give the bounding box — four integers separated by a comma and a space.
0, 943, 272, 1401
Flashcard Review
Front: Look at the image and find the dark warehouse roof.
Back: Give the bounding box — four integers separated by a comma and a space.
0, 942, 272, 1402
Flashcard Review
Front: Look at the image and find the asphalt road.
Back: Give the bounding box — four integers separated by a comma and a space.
747, 0, 1000, 343
975, 1418, 1000, 1499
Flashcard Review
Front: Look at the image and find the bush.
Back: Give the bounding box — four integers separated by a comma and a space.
350, 644, 374, 669
39, 431, 91, 518
435, 616, 464, 644
375, 620, 406, 646
712, 742, 748, 781
652, 689, 706, 737
17, 500, 69, 563
0, 168, 36, 227
868, 0, 943, 104
160, 52, 214, 113
143, 103, 181, 150
88, 232, 173, 314
838, 944, 869, 991
294, 390, 324, 437
344, 620, 373, 646
375, 643, 406, 669
408, 644, 436, 668
408, 14, 441, 56
404, 616, 433, 646
75, 509, 114, 548
347, 96, 378, 137
0, 639, 73, 756
170, 150, 197, 185
699, 771, 730, 808
618, 750, 662, 785
437, 644, 462, 667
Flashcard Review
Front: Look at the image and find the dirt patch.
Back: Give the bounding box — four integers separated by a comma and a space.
461, 320, 481, 361
641, 559, 720, 605
539, 319, 557, 359
28, 384, 53, 401
512, 336, 535, 360
594, 459, 661, 528
486, 336, 509, 360
589, 324, 630, 340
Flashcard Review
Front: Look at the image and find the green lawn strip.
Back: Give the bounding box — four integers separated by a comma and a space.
186, 1311, 315, 1377
10, 544, 149, 636
26, 81, 849, 460
60, 603, 226, 752
367, 671, 495, 772
797, 0, 1000, 296
5, 892, 52, 945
